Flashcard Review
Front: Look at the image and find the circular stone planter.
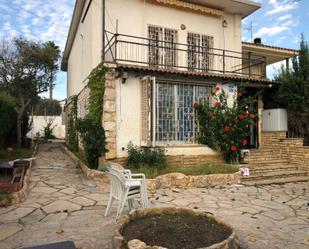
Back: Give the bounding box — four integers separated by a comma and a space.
112, 208, 238, 249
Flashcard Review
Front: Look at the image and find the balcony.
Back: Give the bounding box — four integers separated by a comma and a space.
104, 31, 267, 79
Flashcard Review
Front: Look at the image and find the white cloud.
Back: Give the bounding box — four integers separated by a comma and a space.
254, 18, 297, 38
278, 14, 292, 21
0, 0, 74, 51
255, 26, 288, 37
266, 0, 298, 16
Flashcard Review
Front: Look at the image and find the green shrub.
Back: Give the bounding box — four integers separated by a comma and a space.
0, 190, 12, 207
76, 116, 107, 169
0, 92, 16, 148
126, 142, 166, 169
34, 98, 62, 116
67, 95, 78, 151
43, 118, 56, 140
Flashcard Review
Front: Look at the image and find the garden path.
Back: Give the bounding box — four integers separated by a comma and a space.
0, 142, 116, 249
0, 142, 308, 249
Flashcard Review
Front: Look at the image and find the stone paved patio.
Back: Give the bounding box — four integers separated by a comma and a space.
0, 142, 308, 249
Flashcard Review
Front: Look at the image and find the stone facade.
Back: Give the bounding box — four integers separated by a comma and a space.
65, 65, 117, 161
261, 131, 309, 171
103, 67, 117, 159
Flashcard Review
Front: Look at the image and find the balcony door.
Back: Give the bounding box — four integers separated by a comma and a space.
148, 26, 177, 68
187, 33, 214, 71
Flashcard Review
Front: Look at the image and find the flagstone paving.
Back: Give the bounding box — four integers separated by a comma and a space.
0, 142, 116, 249
0, 142, 308, 249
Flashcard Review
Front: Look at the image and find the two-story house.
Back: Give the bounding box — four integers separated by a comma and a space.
61, 0, 298, 163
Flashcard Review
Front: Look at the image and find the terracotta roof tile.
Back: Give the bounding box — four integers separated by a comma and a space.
115, 63, 275, 84
242, 42, 299, 53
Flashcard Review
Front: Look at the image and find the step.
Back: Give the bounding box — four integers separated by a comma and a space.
249, 165, 298, 173
240, 170, 307, 181
245, 157, 284, 162
240, 176, 309, 186
245, 159, 289, 165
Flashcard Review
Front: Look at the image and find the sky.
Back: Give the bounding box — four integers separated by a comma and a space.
0, 0, 308, 100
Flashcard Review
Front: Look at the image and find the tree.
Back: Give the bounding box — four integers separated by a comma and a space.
0, 38, 59, 148
0, 92, 16, 148
42, 41, 61, 100
34, 98, 62, 116
274, 34, 309, 144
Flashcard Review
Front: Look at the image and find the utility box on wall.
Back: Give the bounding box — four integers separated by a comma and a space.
262, 109, 288, 131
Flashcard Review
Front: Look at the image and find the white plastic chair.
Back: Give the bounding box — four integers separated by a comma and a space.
104, 164, 149, 221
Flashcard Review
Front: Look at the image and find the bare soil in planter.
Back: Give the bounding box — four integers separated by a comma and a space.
122, 213, 232, 249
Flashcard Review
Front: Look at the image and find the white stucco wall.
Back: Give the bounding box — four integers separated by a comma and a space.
67, 0, 103, 97
115, 75, 237, 158
105, 0, 242, 52
27, 116, 65, 139
67, 0, 243, 98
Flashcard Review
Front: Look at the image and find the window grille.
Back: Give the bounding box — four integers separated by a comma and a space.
187, 33, 213, 71
148, 26, 177, 67
155, 81, 210, 144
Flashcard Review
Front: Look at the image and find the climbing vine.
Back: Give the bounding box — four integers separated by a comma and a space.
67, 95, 78, 152
76, 64, 108, 169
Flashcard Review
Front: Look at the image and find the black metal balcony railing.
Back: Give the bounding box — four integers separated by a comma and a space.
104, 31, 267, 78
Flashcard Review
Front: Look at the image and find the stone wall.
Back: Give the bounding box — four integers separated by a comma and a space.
65, 65, 117, 160
103, 154, 225, 168
103, 67, 117, 159
260, 132, 309, 171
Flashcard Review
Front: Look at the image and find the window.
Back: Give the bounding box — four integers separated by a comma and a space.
148, 26, 178, 67
187, 33, 213, 71
155, 81, 210, 143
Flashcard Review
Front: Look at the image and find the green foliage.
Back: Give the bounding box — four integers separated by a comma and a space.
42, 118, 56, 140
74, 65, 108, 169
0, 190, 12, 207
0, 37, 60, 148
42, 41, 61, 99
0, 148, 32, 160
67, 95, 78, 152
34, 99, 62, 115
76, 116, 107, 169
0, 92, 16, 148
268, 34, 309, 143
126, 142, 167, 169
196, 87, 256, 163
88, 65, 109, 124
131, 163, 239, 178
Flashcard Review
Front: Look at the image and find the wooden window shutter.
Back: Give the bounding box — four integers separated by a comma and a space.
141, 76, 152, 146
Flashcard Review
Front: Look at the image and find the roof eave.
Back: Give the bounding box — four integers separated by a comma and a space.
61, 0, 87, 72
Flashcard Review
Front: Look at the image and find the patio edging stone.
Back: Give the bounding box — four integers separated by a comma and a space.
113, 207, 238, 249
62, 145, 241, 194
10, 140, 39, 205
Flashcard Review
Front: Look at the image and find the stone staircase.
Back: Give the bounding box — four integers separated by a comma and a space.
241, 145, 309, 186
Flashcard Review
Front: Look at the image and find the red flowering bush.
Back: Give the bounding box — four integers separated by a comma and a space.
196, 88, 256, 163
223, 126, 230, 132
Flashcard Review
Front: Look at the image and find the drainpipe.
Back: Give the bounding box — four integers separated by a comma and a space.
102, 0, 105, 62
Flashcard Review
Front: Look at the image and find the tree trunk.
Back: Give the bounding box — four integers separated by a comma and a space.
16, 115, 22, 149
49, 73, 53, 100
304, 122, 309, 146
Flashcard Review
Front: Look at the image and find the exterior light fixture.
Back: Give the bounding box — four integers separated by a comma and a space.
181, 24, 186, 30
222, 20, 228, 28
